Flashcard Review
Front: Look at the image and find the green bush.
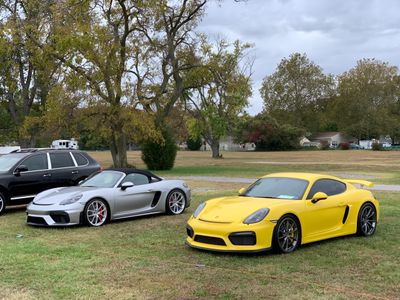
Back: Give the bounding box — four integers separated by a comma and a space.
141, 129, 177, 170
372, 143, 383, 151
186, 137, 202, 151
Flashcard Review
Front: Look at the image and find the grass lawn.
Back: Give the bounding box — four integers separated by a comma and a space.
0, 151, 399, 299
90, 150, 400, 185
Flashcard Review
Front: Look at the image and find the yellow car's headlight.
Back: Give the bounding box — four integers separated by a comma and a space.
192, 202, 206, 218
243, 208, 270, 224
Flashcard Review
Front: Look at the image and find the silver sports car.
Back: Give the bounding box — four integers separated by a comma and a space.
26, 169, 191, 227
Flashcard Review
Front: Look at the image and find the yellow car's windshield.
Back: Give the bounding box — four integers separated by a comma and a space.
242, 177, 309, 200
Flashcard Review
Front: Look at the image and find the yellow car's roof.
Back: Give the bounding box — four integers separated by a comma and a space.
262, 172, 341, 181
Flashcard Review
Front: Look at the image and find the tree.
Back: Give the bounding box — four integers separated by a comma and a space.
332, 59, 400, 140
132, 0, 207, 168
237, 113, 304, 151
37, 0, 165, 167
0, 0, 59, 147
186, 39, 252, 158
260, 53, 335, 132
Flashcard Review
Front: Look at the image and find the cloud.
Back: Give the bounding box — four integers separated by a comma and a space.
198, 0, 400, 114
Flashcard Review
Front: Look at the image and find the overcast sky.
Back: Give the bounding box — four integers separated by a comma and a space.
198, 0, 400, 115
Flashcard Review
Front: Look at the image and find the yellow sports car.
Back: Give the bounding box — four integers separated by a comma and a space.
186, 173, 379, 253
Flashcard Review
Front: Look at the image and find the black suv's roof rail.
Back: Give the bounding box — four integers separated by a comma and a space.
11, 148, 76, 153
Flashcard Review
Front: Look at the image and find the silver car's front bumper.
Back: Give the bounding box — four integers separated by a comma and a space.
26, 202, 85, 226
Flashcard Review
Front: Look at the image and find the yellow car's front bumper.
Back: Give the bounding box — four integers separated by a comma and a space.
186, 216, 276, 253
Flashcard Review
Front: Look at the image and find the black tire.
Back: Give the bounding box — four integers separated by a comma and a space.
0, 191, 6, 216
272, 215, 301, 253
357, 202, 377, 236
165, 189, 186, 215
84, 198, 109, 227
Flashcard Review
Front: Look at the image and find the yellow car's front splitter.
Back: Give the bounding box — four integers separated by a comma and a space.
186, 217, 276, 253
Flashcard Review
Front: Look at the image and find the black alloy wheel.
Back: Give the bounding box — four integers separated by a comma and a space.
273, 215, 300, 253
357, 203, 377, 236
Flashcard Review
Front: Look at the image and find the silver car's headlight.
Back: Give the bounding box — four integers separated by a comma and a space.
192, 202, 206, 218
243, 208, 270, 224
60, 194, 83, 205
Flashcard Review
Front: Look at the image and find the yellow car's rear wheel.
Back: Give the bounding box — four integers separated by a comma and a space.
273, 215, 301, 253
357, 202, 377, 236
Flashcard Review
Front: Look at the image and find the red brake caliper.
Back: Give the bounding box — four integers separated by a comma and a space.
99, 207, 103, 219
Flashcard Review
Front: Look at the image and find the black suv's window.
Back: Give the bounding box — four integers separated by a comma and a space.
73, 153, 89, 166
21, 154, 48, 171
122, 173, 149, 186
50, 152, 75, 168
307, 179, 346, 199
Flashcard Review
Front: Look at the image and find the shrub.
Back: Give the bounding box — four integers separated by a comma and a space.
340, 142, 350, 150
372, 143, 383, 151
238, 114, 304, 151
141, 129, 177, 170
319, 141, 330, 150
186, 137, 202, 151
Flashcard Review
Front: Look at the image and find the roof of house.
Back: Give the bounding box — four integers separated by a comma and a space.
309, 132, 340, 140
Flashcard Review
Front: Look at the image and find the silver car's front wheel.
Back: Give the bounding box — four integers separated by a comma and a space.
84, 199, 108, 227
166, 189, 186, 215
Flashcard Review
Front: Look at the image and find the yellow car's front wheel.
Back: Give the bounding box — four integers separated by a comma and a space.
273, 215, 301, 253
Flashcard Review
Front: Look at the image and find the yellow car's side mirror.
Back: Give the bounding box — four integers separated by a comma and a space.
238, 187, 246, 195
311, 192, 328, 204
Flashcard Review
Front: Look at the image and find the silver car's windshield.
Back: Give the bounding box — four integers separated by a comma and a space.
241, 177, 309, 200
80, 171, 123, 188
0, 153, 26, 172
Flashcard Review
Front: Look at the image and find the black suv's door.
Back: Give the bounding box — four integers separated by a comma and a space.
48, 152, 79, 188
9, 153, 51, 200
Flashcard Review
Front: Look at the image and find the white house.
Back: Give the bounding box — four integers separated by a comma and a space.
309, 132, 357, 148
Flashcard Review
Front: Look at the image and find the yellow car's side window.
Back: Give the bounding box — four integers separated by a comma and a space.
307, 179, 346, 199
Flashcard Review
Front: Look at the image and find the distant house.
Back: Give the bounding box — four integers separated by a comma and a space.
309, 132, 357, 148
300, 137, 320, 148
201, 136, 255, 151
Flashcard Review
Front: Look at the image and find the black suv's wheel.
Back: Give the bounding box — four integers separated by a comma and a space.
0, 191, 7, 216
272, 215, 301, 253
357, 202, 377, 236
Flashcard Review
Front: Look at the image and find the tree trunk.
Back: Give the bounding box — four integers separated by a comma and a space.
110, 131, 128, 168
210, 139, 220, 158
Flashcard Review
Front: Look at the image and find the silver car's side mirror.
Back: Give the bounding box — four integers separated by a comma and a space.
121, 181, 134, 191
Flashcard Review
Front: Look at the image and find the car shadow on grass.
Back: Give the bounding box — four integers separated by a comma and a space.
5, 205, 26, 214
186, 234, 367, 257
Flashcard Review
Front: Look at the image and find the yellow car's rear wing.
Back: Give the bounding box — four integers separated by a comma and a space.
345, 179, 374, 188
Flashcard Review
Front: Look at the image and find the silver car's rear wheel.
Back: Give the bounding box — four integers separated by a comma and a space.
84, 199, 108, 227
0, 192, 5, 216
166, 189, 186, 215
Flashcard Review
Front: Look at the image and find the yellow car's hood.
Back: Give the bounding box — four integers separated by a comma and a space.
199, 196, 290, 223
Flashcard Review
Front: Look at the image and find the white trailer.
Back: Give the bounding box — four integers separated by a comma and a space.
51, 139, 79, 150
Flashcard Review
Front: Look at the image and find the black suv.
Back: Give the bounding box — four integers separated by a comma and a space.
0, 149, 101, 215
